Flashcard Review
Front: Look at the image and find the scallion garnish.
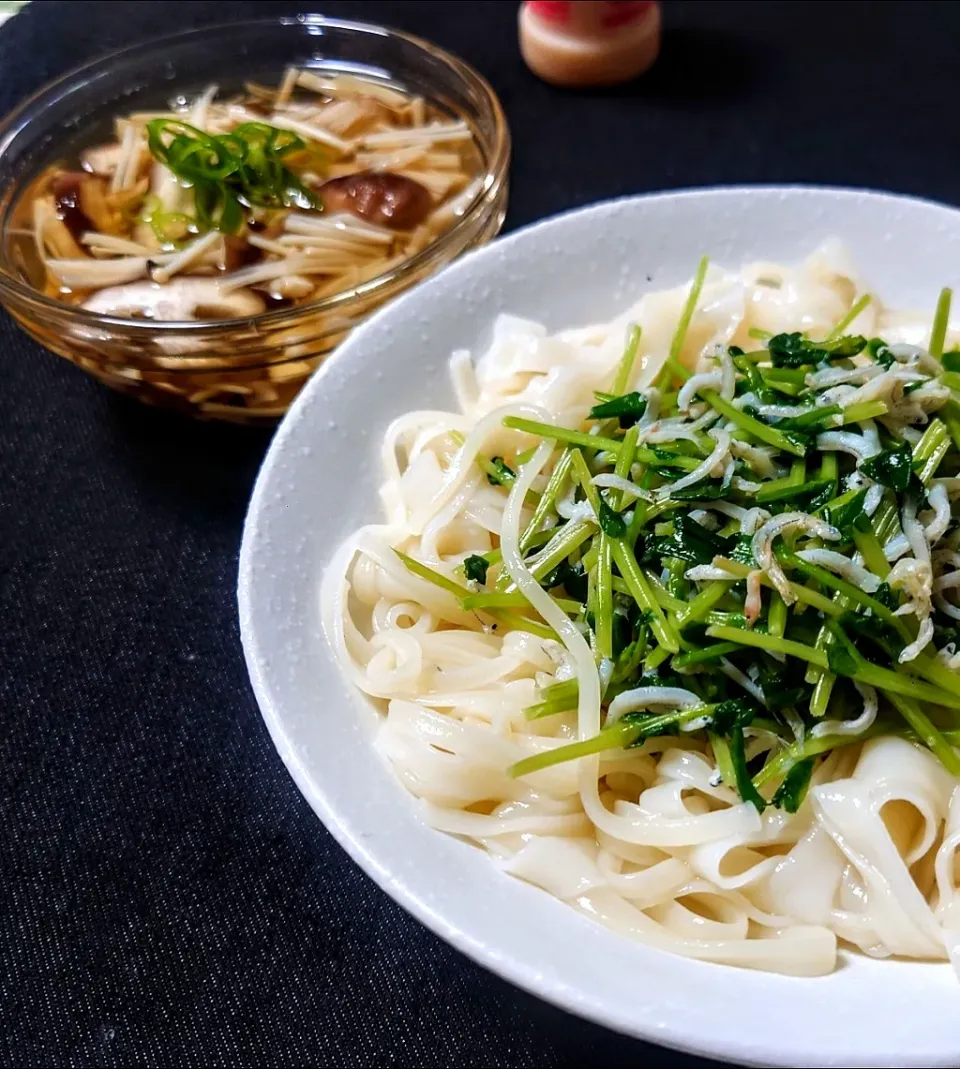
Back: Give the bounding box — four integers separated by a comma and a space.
145, 118, 320, 234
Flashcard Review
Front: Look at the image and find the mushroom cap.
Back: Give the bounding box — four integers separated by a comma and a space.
81, 278, 266, 320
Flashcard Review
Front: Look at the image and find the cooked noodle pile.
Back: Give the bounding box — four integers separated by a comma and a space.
323, 243, 960, 977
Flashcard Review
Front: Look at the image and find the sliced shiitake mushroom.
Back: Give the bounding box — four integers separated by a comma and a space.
53, 171, 129, 239
82, 279, 266, 320
317, 171, 432, 230
52, 173, 94, 242
223, 235, 263, 272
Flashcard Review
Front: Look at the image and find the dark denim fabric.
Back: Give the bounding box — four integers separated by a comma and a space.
2, 2, 958, 1065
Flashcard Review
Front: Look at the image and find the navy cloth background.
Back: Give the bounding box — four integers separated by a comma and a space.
2, 2, 959, 1066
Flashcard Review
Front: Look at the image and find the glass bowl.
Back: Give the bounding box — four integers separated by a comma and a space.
0, 15, 510, 424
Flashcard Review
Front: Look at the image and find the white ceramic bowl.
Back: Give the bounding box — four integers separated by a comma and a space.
239, 187, 960, 1068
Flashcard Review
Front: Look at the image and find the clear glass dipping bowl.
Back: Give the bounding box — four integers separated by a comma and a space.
0, 15, 510, 423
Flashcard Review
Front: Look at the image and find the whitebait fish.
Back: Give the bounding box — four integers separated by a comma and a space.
323, 248, 960, 979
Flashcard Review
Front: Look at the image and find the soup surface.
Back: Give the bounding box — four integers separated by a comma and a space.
7, 69, 481, 321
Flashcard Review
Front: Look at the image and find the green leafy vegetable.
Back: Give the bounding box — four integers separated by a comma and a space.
485, 289, 960, 809
767, 332, 867, 368
758, 665, 807, 712
642, 514, 730, 566
485, 456, 516, 487
866, 337, 896, 368
729, 536, 757, 566
709, 698, 766, 812
543, 558, 588, 600
463, 555, 490, 585
710, 696, 762, 734
766, 333, 823, 368
770, 757, 815, 813
755, 476, 833, 506
859, 440, 913, 492
669, 479, 728, 502
825, 635, 860, 677
822, 487, 867, 535
589, 391, 646, 427
598, 499, 627, 537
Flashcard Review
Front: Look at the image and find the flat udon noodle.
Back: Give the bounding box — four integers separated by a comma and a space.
320, 242, 960, 977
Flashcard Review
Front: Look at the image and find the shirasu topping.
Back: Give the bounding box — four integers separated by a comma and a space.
396, 267, 960, 819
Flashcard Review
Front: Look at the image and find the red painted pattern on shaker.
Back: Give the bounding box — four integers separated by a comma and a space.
528, 1, 571, 24
601, 1, 656, 30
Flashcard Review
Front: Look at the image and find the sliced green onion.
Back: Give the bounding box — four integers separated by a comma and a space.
145, 118, 319, 233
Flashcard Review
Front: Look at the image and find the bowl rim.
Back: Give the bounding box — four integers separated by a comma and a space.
239, 184, 960, 1069
0, 13, 510, 334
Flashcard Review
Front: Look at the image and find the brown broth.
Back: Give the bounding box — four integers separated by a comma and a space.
7, 70, 483, 320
